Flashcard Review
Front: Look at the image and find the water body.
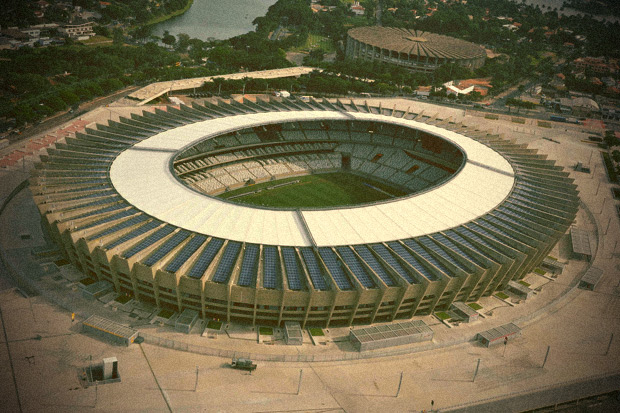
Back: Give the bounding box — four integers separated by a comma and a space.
153, 0, 277, 41
510, 0, 619, 23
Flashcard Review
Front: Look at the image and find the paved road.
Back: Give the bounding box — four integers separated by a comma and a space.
446, 372, 620, 412
489, 79, 538, 110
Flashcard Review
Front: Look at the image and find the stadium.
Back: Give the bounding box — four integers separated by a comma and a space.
32, 97, 579, 328
346, 26, 487, 73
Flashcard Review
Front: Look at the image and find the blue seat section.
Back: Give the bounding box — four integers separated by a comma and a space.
453, 227, 502, 255
318, 248, 353, 290
187, 238, 224, 279
475, 219, 528, 247
432, 233, 484, 267
70, 202, 126, 220
353, 245, 396, 286
369, 244, 415, 284
143, 230, 191, 267
212, 241, 242, 283
238, 244, 259, 287
299, 248, 328, 290
418, 237, 470, 272
281, 247, 303, 291
64, 188, 115, 202
76, 208, 138, 231
485, 215, 532, 239
165, 234, 207, 273
403, 239, 454, 277
104, 219, 161, 249
263, 246, 280, 289
336, 247, 375, 288
122, 225, 176, 259
63, 196, 121, 213
464, 224, 509, 251
88, 214, 149, 241
386, 241, 438, 281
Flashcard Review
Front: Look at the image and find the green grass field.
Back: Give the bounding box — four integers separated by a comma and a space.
309, 327, 325, 336
219, 172, 407, 208
290, 33, 335, 53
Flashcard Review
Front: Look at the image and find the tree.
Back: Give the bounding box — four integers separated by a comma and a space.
57, 89, 80, 106
303, 48, 325, 66
175, 33, 191, 53
101, 78, 124, 93
131, 25, 152, 43
94, 25, 111, 38
604, 130, 619, 148
113, 28, 125, 45
162, 30, 176, 48
43, 96, 67, 112
11, 103, 39, 126
612, 150, 620, 163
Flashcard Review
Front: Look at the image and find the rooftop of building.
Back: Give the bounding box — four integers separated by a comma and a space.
347, 26, 486, 60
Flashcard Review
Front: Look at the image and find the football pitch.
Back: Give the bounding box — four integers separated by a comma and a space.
219, 172, 408, 208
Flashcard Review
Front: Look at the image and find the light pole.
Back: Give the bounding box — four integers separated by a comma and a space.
395, 371, 403, 397
194, 366, 199, 392
296, 369, 303, 395
472, 358, 481, 382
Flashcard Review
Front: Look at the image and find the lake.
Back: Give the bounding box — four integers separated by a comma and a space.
510, 0, 619, 23
153, 0, 277, 41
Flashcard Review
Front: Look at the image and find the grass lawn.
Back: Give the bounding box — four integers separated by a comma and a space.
220, 172, 407, 208
467, 302, 483, 311
602, 152, 619, 184
495, 292, 510, 300
534, 268, 547, 276
207, 320, 222, 330
290, 33, 335, 53
309, 327, 324, 336
435, 311, 451, 320
518, 280, 531, 287
157, 309, 175, 319
259, 326, 273, 335
79, 35, 113, 46
538, 121, 551, 128
114, 294, 132, 304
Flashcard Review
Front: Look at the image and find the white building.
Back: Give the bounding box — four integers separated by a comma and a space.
351, 1, 365, 15
60, 22, 95, 39
443, 81, 475, 96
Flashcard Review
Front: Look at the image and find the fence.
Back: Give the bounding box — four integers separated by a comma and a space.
139, 331, 476, 363
441, 371, 620, 412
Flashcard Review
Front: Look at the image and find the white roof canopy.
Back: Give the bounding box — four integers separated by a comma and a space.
110, 111, 514, 247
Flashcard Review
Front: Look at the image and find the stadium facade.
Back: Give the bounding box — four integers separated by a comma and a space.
346, 26, 487, 73
32, 98, 578, 327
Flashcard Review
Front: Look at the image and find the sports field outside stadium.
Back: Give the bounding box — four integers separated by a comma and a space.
219, 172, 408, 208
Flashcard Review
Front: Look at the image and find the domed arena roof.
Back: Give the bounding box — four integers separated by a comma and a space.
347, 26, 486, 61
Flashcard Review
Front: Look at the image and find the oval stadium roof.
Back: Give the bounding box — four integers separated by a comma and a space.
109, 110, 514, 247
